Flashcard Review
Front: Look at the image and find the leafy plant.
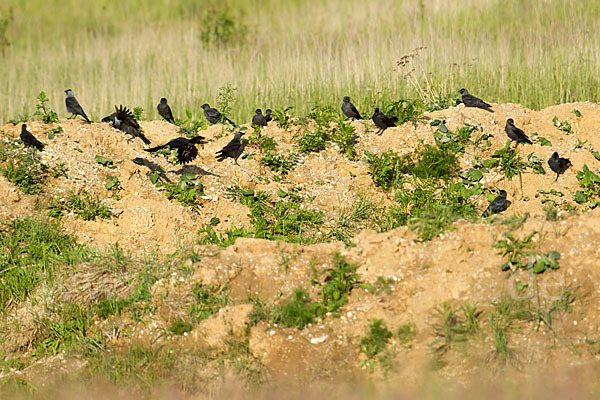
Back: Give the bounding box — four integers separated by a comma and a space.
331, 121, 357, 160
260, 151, 299, 175
574, 164, 600, 206
33, 91, 59, 124
430, 302, 469, 353
156, 174, 205, 209
272, 288, 324, 329
383, 98, 424, 125
491, 141, 528, 180
105, 175, 122, 191
188, 283, 229, 321
216, 84, 237, 121
271, 107, 294, 129
360, 319, 393, 359
552, 116, 573, 134
48, 190, 112, 220
311, 252, 360, 313
0, 145, 47, 194
168, 319, 193, 336
95, 155, 116, 169
494, 231, 561, 274
296, 125, 330, 153
364, 150, 405, 190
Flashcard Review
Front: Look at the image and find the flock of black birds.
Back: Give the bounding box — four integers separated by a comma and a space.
17, 88, 574, 217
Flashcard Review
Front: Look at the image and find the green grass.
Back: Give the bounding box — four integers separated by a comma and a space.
0, 217, 93, 313
0, 143, 47, 195
2, 0, 600, 124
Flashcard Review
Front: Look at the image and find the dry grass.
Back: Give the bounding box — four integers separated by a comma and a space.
1, 0, 600, 124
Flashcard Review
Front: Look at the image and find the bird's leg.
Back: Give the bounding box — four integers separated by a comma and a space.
554, 173, 559, 182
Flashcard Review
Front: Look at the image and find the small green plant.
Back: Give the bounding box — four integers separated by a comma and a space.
273, 288, 324, 329
105, 175, 121, 191
311, 252, 360, 313
179, 110, 209, 136
360, 319, 393, 362
168, 319, 193, 336
331, 121, 357, 160
574, 164, 600, 206
95, 155, 116, 169
364, 150, 405, 190
491, 141, 528, 180
296, 125, 330, 153
430, 302, 467, 353
46, 126, 63, 139
51, 162, 68, 178
260, 151, 298, 175
48, 190, 112, 220
552, 116, 573, 134
33, 91, 59, 124
396, 322, 417, 345
271, 107, 294, 129
383, 98, 423, 125
188, 283, 229, 321
133, 107, 144, 121
494, 231, 561, 274
216, 84, 237, 122
0, 146, 47, 194
156, 174, 205, 209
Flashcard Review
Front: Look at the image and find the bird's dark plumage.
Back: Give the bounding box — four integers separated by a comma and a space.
482, 190, 508, 217
216, 132, 245, 164
20, 124, 44, 151
372, 107, 398, 135
548, 152, 572, 181
111, 105, 151, 145
101, 112, 116, 124
64, 89, 91, 122
505, 118, 532, 145
145, 136, 205, 164
157, 98, 175, 124
265, 109, 273, 123
459, 88, 493, 112
252, 109, 267, 127
341, 96, 362, 119
201, 104, 235, 126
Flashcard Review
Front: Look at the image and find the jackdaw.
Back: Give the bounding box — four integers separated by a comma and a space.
145, 136, 206, 164
20, 124, 44, 151
265, 109, 273, 123
505, 118, 532, 145
459, 88, 493, 112
482, 190, 508, 217
111, 105, 151, 145
372, 107, 398, 135
201, 104, 235, 126
341, 96, 362, 119
64, 89, 91, 122
101, 112, 116, 124
216, 132, 245, 164
157, 98, 175, 124
252, 109, 267, 127
548, 151, 572, 181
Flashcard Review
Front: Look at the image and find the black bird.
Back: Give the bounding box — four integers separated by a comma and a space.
216, 132, 245, 164
265, 109, 273, 123
548, 151, 572, 181
341, 96, 362, 120
252, 109, 267, 127
372, 107, 398, 135
101, 112, 116, 123
111, 105, 151, 145
65, 89, 91, 122
145, 136, 206, 164
459, 88, 493, 112
157, 98, 175, 124
20, 124, 44, 151
201, 104, 235, 126
482, 190, 508, 217
505, 118, 532, 145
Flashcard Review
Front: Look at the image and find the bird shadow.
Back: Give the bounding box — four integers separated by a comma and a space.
132, 157, 172, 183
170, 165, 220, 177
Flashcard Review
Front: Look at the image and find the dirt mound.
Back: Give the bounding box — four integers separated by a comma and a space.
2, 102, 600, 395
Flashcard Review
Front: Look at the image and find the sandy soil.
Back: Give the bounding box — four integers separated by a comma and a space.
1, 102, 600, 394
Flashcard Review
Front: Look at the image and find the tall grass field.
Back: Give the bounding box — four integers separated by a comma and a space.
1, 0, 599, 124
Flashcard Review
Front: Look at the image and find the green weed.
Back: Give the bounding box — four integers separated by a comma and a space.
260, 151, 299, 175
494, 232, 561, 274
188, 283, 229, 321
48, 190, 112, 220
0, 146, 47, 194
33, 91, 58, 124
311, 252, 360, 313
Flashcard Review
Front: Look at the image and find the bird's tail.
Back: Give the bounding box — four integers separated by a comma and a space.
144, 143, 165, 152
224, 116, 236, 126
215, 151, 226, 161
82, 112, 91, 123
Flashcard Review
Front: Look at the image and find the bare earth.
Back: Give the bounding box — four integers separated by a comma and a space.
1, 102, 600, 397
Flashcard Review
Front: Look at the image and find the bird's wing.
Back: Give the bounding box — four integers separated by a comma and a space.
115, 105, 140, 130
